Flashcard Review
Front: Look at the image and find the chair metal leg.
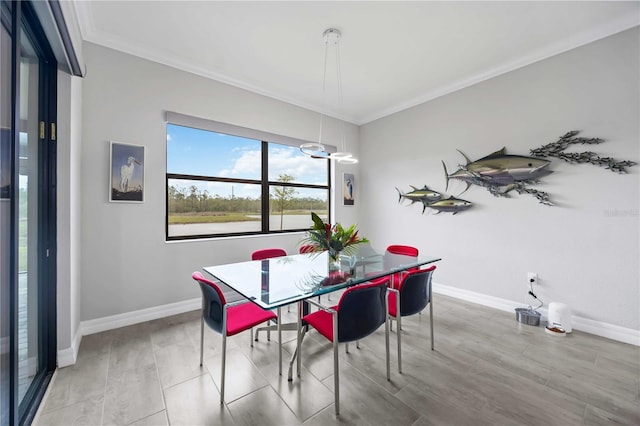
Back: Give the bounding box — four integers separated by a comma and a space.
429, 300, 434, 350
332, 311, 339, 415
250, 327, 254, 347
397, 294, 402, 373
277, 306, 282, 375
220, 333, 227, 404
356, 340, 360, 349
345, 342, 349, 354
385, 289, 390, 381
200, 316, 204, 366
296, 301, 303, 378
385, 321, 391, 380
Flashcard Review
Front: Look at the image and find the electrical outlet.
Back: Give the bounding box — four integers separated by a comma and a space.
528, 272, 538, 286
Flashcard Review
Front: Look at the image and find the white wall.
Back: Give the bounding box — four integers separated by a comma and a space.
360, 28, 639, 335
56, 71, 83, 366
80, 42, 360, 322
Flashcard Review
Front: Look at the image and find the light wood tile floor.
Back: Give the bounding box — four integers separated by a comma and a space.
34, 294, 640, 425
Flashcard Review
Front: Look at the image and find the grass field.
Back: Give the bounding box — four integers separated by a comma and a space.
168, 210, 328, 225
169, 213, 259, 224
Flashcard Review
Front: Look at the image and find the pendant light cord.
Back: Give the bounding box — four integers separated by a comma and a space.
335, 38, 347, 154
318, 40, 329, 147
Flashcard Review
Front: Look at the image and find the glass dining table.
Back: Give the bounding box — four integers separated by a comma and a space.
203, 249, 441, 380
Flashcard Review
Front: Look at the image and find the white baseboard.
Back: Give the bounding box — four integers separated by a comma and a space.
80, 298, 201, 336
433, 282, 640, 347
54, 284, 637, 368
57, 328, 82, 368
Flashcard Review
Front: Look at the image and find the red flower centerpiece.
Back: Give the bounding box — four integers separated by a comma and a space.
301, 212, 369, 270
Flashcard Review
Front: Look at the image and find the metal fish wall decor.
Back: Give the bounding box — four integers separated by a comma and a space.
398, 130, 636, 215
443, 147, 555, 205
396, 186, 442, 206
396, 185, 472, 215
426, 196, 473, 215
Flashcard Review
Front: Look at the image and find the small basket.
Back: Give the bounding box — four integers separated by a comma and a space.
515, 308, 541, 326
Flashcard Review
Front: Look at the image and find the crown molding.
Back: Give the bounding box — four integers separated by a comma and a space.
360, 16, 640, 124
73, 4, 638, 126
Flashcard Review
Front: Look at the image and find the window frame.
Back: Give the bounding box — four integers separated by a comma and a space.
165, 114, 332, 241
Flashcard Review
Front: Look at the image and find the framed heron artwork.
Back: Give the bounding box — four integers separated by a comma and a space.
109, 141, 145, 202
343, 173, 354, 206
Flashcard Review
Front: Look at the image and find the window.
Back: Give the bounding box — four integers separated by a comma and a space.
166, 116, 330, 240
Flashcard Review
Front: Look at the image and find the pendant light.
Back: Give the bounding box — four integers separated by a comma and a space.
300, 28, 358, 164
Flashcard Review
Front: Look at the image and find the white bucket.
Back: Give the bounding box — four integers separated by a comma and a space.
548, 302, 572, 333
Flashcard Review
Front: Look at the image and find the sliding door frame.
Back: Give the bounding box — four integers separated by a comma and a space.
4, 1, 57, 424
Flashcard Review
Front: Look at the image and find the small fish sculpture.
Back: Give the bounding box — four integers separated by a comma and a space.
396, 185, 442, 205
424, 196, 473, 215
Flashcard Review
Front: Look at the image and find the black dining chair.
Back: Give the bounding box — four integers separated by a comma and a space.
387, 265, 436, 373
192, 272, 277, 403
300, 280, 390, 415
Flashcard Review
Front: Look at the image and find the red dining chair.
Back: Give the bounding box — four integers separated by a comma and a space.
387, 265, 436, 373
192, 272, 277, 403
301, 280, 390, 415
386, 244, 418, 257
384, 244, 419, 289
251, 248, 287, 260
251, 248, 290, 332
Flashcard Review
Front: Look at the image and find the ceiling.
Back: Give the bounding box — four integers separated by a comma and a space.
73, 1, 639, 125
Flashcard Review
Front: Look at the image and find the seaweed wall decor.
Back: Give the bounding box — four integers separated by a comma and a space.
397, 130, 635, 215
530, 130, 637, 173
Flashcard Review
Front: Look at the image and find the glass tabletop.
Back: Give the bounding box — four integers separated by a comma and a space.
203, 251, 441, 309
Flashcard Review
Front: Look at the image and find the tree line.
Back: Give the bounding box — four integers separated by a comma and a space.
168, 183, 326, 214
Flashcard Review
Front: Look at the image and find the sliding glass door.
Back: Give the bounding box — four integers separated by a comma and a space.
1, 1, 57, 424
1, 4, 14, 423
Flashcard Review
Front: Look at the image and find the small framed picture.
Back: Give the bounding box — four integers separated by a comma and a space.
109, 141, 145, 202
343, 173, 354, 206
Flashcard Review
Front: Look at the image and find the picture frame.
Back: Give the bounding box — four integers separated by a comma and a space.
343, 173, 355, 206
109, 141, 145, 203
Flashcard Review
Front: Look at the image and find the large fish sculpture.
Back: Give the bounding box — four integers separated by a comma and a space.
424, 196, 473, 215
443, 147, 553, 204
444, 147, 552, 190
396, 185, 442, 205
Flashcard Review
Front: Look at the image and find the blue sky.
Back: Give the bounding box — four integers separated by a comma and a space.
167, 124, 328, 199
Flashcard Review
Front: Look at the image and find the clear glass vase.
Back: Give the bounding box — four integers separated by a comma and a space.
328, 250, 341, 271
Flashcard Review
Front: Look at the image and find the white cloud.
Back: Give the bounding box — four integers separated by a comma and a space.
267, 147, 327, 181
219, 149, 261, 178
